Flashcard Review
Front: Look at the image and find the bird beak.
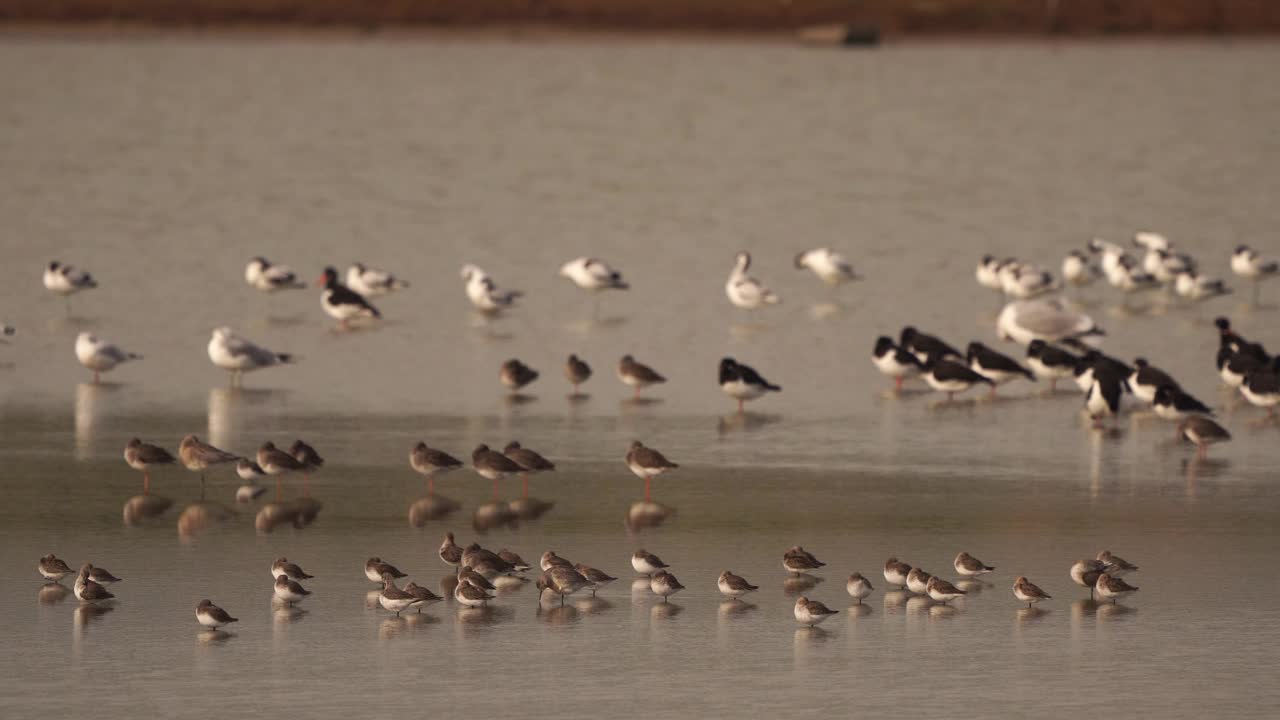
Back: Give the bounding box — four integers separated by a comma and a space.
314, 274, 325, 287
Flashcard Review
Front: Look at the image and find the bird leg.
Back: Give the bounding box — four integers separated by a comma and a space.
737, 398, 745, 414
894, 376, 904, 392
200, 473, 206, 500
427, 477, 435, 496
276, 477, 283, 502
1049, 379, 1057, 392
303, 473, 310, 497
492, 477, 499, 502
1197, 444, 1208, 460
143, 471, 150, 496
93, 370, 100, 385
522, 473, 529, 499
644, 477, 651, 503
634, 387, 640, 400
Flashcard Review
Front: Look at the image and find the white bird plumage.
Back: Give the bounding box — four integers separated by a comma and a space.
461, 264, 522, 313
245, 257, 306, 293
559, 257, 629, 291
346, 263, 409, 297
726, 252, 780, 309
208, 327, 294, 383
75, 332, 140, 382
794, 248, 857, 286
43, 261, 97, 296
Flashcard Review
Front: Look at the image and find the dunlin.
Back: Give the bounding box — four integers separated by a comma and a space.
717, 571, 759, 599
883, 557, 912, 588
1013, 577, 1051, 608
439, 532, 463, 567
1096, 551, 1138, 577
39, 554, 74, 582
537, 566, 593, 605
271, 558, 313, 581
926, 576, 967, 605
1070, 559, 1107, 597
73, 565, 113, 603
783, 546, 825, 574
404, 582, 443, 612
365, 558, 408, 583
379, 578, 417, 616
196, 599, 238, 629
498, 549, 533, 573
906, 567, 933, 595
650, 570, 685, 601
1095, 573, 1139, 604
274, 574, 311, 606
954, 552, 995, 579
454, 578, 495, 608
846, 573, 874, 604
632, 549, 669, 576
541, 551, 573, 572
574, 564, 616, 596
794, 596, 838, 626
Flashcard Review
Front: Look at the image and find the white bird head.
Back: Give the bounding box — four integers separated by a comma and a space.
460, 264, 485, 282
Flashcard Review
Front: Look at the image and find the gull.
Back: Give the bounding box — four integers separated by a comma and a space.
1231, 245, 1279, 301
997, 298, 1102, 347
245, 257, 306, 293
998, 261, 1056, 299
726, 251, 780, 309
559, 257, 629, 291
207, 327, 294, 386
1013, 577, 1051, 608
461, 264, 521, 313
795, 248, 857, 286
75, 333, 141, 384
44, 261, 98, 298
346, 263, 409, 297
846, 573, 874, 604
318, 267, 380, 329
196, 600, 239, 629
718, 571, 759, 599
125, 437, 176, 495
1062, 251, 1100, 287
1174, 271, 1231, 302
977, 256, 1015, 291
794, 597, 838, 626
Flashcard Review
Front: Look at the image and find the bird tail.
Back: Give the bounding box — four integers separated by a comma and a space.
1263, 262, 1279, 275
126, 352, 143, 361
612, 279, 630, 290
286, 280, 307, 290
392, 280, 410, 290
85, 276, 99, 288
276, 353, 296, 364
763, 292, 781, 305
766, 382, 782, 391
367, 306, 382, 319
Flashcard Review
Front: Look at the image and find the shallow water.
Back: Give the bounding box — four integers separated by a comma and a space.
2, 35, 1280, 717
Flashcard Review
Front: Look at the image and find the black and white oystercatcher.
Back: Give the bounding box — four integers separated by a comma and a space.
317, 266, 381, 329
1025, 340, 1079, 392
718, 357, 781, 412
966, 342, 1034, 395
873, 336, 924, 391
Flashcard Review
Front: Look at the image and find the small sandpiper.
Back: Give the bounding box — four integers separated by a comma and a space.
235, 459, 268, 502
537, 567, 594, 605
783, 546, 825, 574
1094, 573, 1139, 603
498, 549, 533, 573
290, 439, 324, 493
617, 355, 666, 399
565, 354, 592, 394
196, 599, 239, 629
503, 441, 555, 497
1070, 559, 1107, 597
632, 549, 670, 576
650, 570, 685, 601
39, 554, 74, 582
541, 550, 574, 572
124, 437, 176, 495
378, 577, 417, 616
846, 573, 874, 604
794, 596, 838, 626
454, 578, 495, 608
472, 444, 524, 500
74, 565, 115, 603
926, 576, 967, 605
178, 434, 239, 492
88, 566, 122, 584
625, 441, 679, 503
1178, 416, 1231, 459
458, 567, 497, 592
271, 557, 313, 581
1096, 551, 1138, 577
717, 571, 759, 599
574, 564, 616, 596
439, 533, 463, 567
884, 557, 913, 588
906, 567, 933, 595
1013, 577, 1051, 608
365, 557, 408, 584
954, 552, 995, 579
274, 574, 311, 606
410, 443, 463, 494
500, 358, 539, 393
257, 441, 306, 499
403, 582, 443, 612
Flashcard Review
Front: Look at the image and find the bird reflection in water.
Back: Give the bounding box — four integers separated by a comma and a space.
75, 382, 120, 461
273, 604, 308, 625
255, 497, 323, 533
503, 393, 537, 408
782, 573, 823, 596
457, 605, 514, 626
955, 579, 987, 595
793, 626, 832, 643
574, 596, 613, 615
1097, 602, 1136, 620
197, 629, 235, 645
123, 494, 174, 526
847, 604, 872, 620
379, 617, 410, 640
207, 386, 286, 451
651, 602, 683, 620
536, 604, 580, 625
493, 575, 528, 594
718, 599, 757, 619
472, 502, 518, 533
625, 501, 675, 532
906, 595, 934, 614
929, 604, 958, 620
1071, 598, 1100, 620
177, 501, 235, 540
439, 573, 460, 602
39, 583, 70, 605
508, 496, 554, 522
74, 603, 114, 629
882, 590, 909, 611
717, 412, 782, 434
1017, 607, 1049, 623
408, 495, 461, 526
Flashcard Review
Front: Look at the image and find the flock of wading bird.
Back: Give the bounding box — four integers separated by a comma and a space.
17, 233, 1279, 631
38, 538, 1141, 631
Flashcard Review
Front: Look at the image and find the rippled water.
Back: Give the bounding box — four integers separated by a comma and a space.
2, 34, 1280, 717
